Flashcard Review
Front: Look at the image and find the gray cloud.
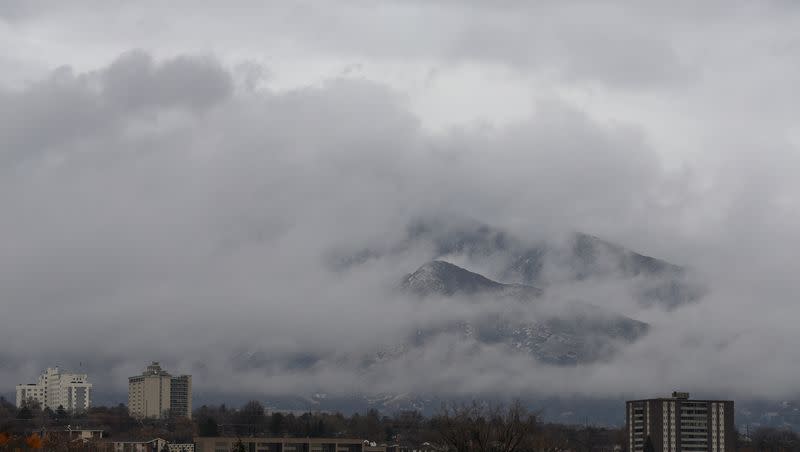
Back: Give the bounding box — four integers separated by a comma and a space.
6, 1, 794, 91
0, 53, 669, 399
1, 2, 800, 409
0, 51, 231, 167
102, 51, 233, 112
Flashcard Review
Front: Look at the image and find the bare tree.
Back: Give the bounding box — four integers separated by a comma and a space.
433, 400, 538, 452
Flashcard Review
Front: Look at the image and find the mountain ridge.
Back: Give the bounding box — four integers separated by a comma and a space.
333, 219, 705, 310
401, 260, 543, 300
396, 259, 648, 365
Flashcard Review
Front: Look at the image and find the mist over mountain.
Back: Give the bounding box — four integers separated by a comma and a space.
335, 219, 704, 311
398, 260, 647, 364
6, 3, 800, 430
401, 260, 543, 299
223, 225, 668, 418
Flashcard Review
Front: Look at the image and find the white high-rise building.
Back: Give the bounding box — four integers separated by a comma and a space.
15, 367, 93, 412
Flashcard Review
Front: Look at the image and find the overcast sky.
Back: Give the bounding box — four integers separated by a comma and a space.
2, 1, 800, 406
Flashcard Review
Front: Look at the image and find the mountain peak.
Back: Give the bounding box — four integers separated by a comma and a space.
401, 261, 502, 296
397, 260, 645, 364
401, 260, 543, 300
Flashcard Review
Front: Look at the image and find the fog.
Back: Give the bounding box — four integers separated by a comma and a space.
2, 2, 800, 407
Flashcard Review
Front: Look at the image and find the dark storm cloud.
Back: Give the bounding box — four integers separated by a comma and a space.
0, 51, 231, 166
103, 51, 233, 112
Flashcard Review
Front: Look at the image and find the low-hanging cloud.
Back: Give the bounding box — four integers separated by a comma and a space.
1, 44, 799, 410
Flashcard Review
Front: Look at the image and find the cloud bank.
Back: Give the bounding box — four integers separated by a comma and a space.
1, 2, 800, 407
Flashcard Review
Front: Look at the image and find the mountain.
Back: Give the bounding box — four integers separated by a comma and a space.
332, 219, 705, 310
225, 220, 705, 422
396, 260, 648, 365
401, 260, 542, 300
498, 232, 701, 309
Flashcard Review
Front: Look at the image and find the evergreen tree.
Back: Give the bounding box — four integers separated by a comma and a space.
270, 412, 285, 436
17, 406, 33, 420
199, 418, 219, 437
55, 405, 68, 421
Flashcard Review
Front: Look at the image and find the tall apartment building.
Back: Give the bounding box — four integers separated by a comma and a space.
170, 375, 192, 418
15, 367, 92, 412
626, 392, 734, 452
128, 362, 192, 419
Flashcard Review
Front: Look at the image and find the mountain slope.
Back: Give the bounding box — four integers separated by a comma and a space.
330, 219, 702, 310
403, 219, 705, 310
396, 260, 648, 365
401, 260, 543, 299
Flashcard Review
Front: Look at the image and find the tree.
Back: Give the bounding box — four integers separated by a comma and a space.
17, 406, 33, 420
0, 397, 15, 428
199, 417, 219, 437
25, 433, 43, 449
529, 426, 570, 452
235, 400, 266, 436
270, 412, 285, 436
751, 426, 800, 450
433, 400, 538, 452
172, 416, 197, 442
22, 398, 41, 411
43, 433, 86, 452
231, 438, 247, 452
55, 405, 69, 424
19, 397, 43, 428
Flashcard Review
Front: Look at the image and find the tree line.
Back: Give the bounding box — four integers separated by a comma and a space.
0, 397, 623, 450
3, 396, 800, 451
194, 400, 624, 451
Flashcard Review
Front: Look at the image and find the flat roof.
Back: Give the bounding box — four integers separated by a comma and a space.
627, 398, 734, 403
194, 437, 380, 444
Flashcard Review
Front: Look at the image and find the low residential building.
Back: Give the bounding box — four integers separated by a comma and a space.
626, 391, 734, 452
168, 444, 195, 452
41, 426, 104, 448
195, 437, 391, 452
97, 437, 167, 452
51, 426, 104, 441
15, 367, 92, 412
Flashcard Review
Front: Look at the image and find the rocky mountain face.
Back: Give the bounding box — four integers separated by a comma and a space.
401, 260, 543, 300
396, 260, 648, 365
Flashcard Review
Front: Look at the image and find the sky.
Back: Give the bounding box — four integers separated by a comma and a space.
2, 1, 800, 408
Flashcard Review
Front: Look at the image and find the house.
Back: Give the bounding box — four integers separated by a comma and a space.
97, 437, 168, 452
